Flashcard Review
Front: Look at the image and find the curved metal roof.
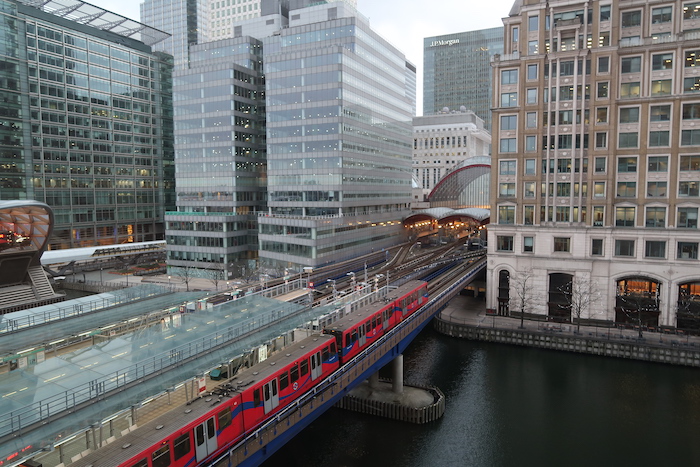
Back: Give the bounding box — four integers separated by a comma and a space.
428, 156, 491, 208
405, 207, 490, 224
0, 200, 54, 253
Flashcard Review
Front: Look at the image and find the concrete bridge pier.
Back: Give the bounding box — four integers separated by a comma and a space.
392, 354, 403, 394
368, 372, 380, 389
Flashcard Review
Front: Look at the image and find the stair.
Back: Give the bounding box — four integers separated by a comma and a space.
27, 265, 57, 299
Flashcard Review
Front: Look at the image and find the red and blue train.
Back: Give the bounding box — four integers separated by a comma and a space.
70, 280, 428, 467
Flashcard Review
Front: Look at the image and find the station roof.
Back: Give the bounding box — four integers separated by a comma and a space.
0, 200, 53, 253
406, 207, 490, 224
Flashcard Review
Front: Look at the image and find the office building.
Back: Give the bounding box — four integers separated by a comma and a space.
413, 107, 491, 193
423, 27, 503, 130
0, 0, 174, 250
489, 0, 700, 332
165, 1, 415, 277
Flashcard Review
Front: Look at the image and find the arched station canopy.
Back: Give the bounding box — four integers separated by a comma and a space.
405, 207, 490, 226
428, 156, 491, 209
0, 200, 54, 254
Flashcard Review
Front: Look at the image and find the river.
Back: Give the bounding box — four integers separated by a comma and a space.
263, 326, 700, 466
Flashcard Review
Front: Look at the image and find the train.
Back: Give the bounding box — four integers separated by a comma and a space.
70, 280, 429, 467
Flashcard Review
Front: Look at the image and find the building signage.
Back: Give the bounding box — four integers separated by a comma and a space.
430, 39, 460, 47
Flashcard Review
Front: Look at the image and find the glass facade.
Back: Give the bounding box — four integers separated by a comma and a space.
0, 0, 174, 249
259, 6, 414, 270
423, 27, 503, 130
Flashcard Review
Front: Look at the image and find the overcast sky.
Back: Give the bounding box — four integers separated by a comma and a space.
89, 0, 516, 113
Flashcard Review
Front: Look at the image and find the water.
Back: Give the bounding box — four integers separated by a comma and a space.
263, 327, 700, 467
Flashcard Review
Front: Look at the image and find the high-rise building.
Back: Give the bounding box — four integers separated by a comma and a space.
423, 27, 503, 130
413, 107, 491, 193
165, 1, 415, 277
489, 0, 700, 333
0, 0, 174, 249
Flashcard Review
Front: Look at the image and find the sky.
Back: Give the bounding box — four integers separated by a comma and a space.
89, 0, 516, 113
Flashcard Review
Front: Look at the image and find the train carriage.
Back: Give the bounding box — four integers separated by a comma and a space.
323, 281, 428, 364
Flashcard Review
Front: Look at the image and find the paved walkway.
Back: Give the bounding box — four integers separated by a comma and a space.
438, 293, 700, 349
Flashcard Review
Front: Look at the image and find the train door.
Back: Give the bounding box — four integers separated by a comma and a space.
310, 351, 322, 380
382, 310, 390, 330
358, 324, 366, 347
263, 379, 279, 414
195, 416, 218, 462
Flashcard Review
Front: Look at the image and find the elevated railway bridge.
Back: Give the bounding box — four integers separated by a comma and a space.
2, 244, 486, 467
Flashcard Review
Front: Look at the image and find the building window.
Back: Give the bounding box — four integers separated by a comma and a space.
555, 206, 570, 222
524, 205, 535, 224
681, 129, 700, 145
620, 82, 641, 98
650, 104, 671, 121
680, 155, 700, 170
651, 6, 672, 24
500, 115, 517, 130
678, 207, 699, 228
618, 132, 638, 148
615, 239, 636, 256
652, 53, 673, 70
645, 207, 666, 227
621, 56, 642, 73
501, 92, 518, 107
679, 181, 700, 197
683, 103, 700, 120
649, 130, 670, 147
523, 236, 534, 252
616, 206, 636, 226
500, 138, 517, 153
526, 112, 537, 128
528, 40, 539, 55
557, 159, 571, 173
683, 76, 700, 92
595, 107, 608, 123
525, 159, 536, 175
499, 160, 516, 175
619, 107, 640, 123
524, 182, 536, 198
617, 156, 637, 173
598, 56, 610, 73
553, 237, 570, 252
498, 205, 515, 224
621, 10, 642, 28
512, 26, 519, 43
528, 15, 539, 31
591, 238, 604, 256
651, 79, 672, 96
595, 132, 608, 148
616, 181, 637, 198
648, 156, 668, 172
596, 82, 609, 98
645, 241, 666, 259
525, 135, 537, 152
647, 181, 667, 197
678, 242, 699, 259
556, 182, 571, 196
499, 182, 516, 197
501, 69, 518, 85
600, 5, 611, 21
684, 3, 700, 20
599, 31, 610, 47
594, 181, 606, 198
594, 156, 606, 173
527, 64, 538, 80
593, 206, 605, 226
526, 88, 537, 104
497, 235, 514, 252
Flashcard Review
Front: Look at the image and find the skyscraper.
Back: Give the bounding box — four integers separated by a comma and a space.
423, 27, 503, 130
489, 0, 700, 333
165, 1, 416, 277
0, 0, 174, 249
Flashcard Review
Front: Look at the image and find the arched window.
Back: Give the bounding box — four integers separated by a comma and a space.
615, 277, 660, 327
548, 273, 573, 322
678, 281, 700, 333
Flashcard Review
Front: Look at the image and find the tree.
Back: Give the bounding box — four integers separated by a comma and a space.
510, 269, 536, 329
560, 277, 600, 334
172, 265, 196, 291
208, 268, 226, 291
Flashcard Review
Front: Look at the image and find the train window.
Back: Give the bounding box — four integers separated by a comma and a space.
365, 322, 371, 334
331, 342, 337, 354
345, 334, 351, 347
264, 384, 270, 400
218, 407, 232, 430
151, 444, 171, 467
130, 459, 148, 467
300, 359, 309, 376
280, 371, 289, 390
253, 388, 261, 407
351, 331, 357, 343
272, 378, 278, 396
322, 348, 329, 362
173, 433, 191, 460
290, 364, 299, 382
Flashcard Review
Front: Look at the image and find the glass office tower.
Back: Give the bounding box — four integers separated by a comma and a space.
424, 27, 503, 130
0, 0, 173, 249
258, 3, 415, 271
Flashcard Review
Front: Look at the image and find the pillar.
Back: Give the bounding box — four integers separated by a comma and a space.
392, 354, 403, 394
368, 372, 379, 389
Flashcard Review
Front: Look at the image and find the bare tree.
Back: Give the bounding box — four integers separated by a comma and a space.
208, 268, 225, 291
560, 277, 601, 334
510, 269, 536, 329
172, 266, 196, 291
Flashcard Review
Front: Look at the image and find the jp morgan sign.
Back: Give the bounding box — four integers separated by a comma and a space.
430, 39, 460, 47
